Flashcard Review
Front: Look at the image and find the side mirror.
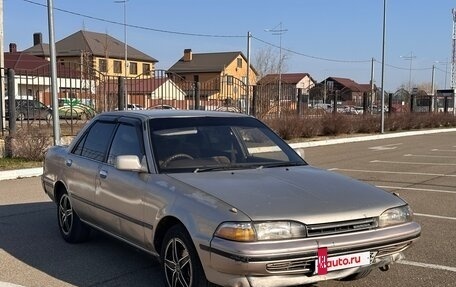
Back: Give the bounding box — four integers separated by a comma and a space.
116, 155, 147, 172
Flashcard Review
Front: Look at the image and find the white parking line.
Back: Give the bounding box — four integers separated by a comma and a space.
414, 213, 456, 221
377, 185, 456, 195
399, 260, 456, 273
404, 154, 456, 159
370, 160, 456, 166
431, 149, 456, 152
329, 168, 456, 178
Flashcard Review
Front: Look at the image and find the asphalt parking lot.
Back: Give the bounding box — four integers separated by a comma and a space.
0, 130, 455, 287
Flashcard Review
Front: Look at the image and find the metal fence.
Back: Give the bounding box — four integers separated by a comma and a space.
1, 62, 455, 137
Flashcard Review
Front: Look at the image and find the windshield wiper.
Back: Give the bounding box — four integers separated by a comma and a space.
256, 162, 306, 169
193, 164, 255, 173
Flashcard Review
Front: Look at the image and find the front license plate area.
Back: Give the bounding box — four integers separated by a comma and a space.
315, 251, 371, 274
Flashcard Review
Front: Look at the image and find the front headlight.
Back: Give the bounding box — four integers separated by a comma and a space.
378, 205, 413, 228
214, 221, 307, 242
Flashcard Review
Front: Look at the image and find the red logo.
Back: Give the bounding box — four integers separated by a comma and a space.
317, 247, 328, 275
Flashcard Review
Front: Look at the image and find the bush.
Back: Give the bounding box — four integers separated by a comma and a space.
7, 126, 52, 161
264, 112, 456, 140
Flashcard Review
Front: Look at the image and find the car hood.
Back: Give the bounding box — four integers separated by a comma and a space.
168, 166, 406, 224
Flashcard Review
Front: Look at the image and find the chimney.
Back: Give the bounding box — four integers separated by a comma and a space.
33, 32, 43, 46
183, 49, 192, 62
9, 43, 17, 53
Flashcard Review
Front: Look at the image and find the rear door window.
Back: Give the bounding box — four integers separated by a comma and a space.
73, 121, 117, 162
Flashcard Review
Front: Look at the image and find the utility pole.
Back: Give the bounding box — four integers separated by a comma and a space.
452, 9, 456, 115
431, 64, 435, 112
400, 52, 416, 93
0, 0, 4, 135
265, 22, 287, 117
380, 0, 387, 134
115, 0, 128, 109
47, 0, 61, 145
246, 31, 251, 115
370, 57, 375, 114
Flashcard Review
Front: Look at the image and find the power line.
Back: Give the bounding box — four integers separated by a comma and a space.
22, 0, 244, 38
252, 36, 371, 63
20, 0, 439, 71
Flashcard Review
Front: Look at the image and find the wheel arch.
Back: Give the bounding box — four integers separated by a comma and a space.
53, 180, 68, 203
153, 215, 184, 253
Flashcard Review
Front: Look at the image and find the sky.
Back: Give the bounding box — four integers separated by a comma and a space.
4, 0, 456, 92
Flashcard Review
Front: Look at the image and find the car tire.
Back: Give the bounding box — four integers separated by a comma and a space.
46, 112, 53, 123
17, 113, 25, 121
57, 191, 90, 243
160, 224, 213, 287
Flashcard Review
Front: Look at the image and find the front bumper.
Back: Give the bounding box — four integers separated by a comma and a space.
203, 222, 420, 287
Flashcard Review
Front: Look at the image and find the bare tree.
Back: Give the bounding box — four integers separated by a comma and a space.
253, 47, 289, 80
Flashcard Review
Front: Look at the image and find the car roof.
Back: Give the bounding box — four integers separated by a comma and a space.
97, 109, 250, 120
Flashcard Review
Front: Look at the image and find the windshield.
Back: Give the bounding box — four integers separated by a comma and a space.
149, 117, 306, 173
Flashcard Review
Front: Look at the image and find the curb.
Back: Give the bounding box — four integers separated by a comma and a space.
0, 167, 43, 181
1, 128, 456, 182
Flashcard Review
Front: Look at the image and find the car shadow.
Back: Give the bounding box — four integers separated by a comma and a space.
0, 202, 162, 287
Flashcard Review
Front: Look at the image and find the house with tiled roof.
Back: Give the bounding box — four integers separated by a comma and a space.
258, 73, 316, 95
24, 30, 158, 77
310, 77, 376, 106
168, 49, 258, 104
5, 43, 91, 104
105, 77, 187, 109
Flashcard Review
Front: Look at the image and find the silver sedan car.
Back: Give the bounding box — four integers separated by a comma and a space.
42, 110, 421, 287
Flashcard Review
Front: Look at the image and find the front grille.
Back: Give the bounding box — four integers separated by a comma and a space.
307, 218, 378, 237
266, 259, 314, 273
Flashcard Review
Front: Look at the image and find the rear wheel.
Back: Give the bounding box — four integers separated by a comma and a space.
57, 191, 90, 243
160, 224, 211, 287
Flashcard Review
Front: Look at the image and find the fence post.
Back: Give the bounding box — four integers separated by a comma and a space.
388, 93, 393, 114
194, 82, 200, 110
251, 85, 257, 117
297, 88, 303, 116
5, 69, 16, 158
410, 94, 415, 112
362, 92, 368, 114
118, 76, 125, 110
333, 91, 338, 114
7, 69, 16, 136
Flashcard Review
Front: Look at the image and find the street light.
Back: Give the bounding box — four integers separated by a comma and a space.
265, 22, 287, 117
400, 51, 416, 92
380, 0, 387, 134
114, 0, 128, 109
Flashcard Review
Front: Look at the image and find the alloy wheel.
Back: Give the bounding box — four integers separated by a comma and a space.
58, 194, 73, 236
163, 238, 193, 287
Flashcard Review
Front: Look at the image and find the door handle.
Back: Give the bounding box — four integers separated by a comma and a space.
99, 169, 108, 179
65, 159, 72, 167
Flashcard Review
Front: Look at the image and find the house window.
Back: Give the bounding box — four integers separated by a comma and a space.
130, 62, 138, 75
142, 63, 150, 74
227, 75, 233, 85
237, 58, 242, 69
99, 59, 107, 73
193, 75, 199, 83
114, 60, 122, 74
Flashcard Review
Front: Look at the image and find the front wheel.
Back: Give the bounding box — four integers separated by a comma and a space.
160, 225, 211, 287
57, 191, 90, 243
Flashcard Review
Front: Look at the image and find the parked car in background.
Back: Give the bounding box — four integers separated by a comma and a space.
5, 98, 52, 121
42, 110, 420, 287
126, 104, 144, 110
58, 99, 96, 121
149, 104, 177, 110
